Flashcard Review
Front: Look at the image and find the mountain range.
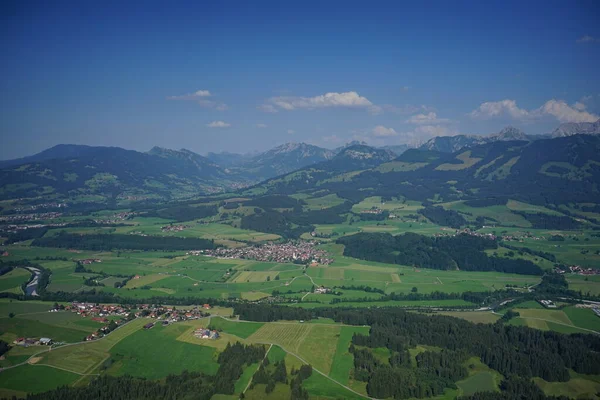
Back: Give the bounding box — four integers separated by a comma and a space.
1, 119, 599, 203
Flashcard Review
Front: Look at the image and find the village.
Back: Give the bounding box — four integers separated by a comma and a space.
192, 241, 334, 265
10, 302, 216, 347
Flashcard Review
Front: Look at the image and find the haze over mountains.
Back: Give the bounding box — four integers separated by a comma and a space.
1, 119, 599, 203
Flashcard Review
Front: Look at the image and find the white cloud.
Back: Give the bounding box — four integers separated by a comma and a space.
197, 99, 228, 111
168, 89, 228, 110
257, 104, 278, 113
371, 125, 398, 137
264, 91, 374, 112
469, 98, 599, 123
469, 99, 530, 120
167, 89, 211, 100
379, 104, 433, 115
537, 99, 599, 123
577, 35, 600, 43
287, 129, 295, 135
207, 121, 231, 128
256, 123, 267, 128
406, 112, 451, 125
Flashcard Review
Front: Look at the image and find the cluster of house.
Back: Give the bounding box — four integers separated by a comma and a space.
13, 337, 53, 347
13, 202, 67, 213
93, 211, 138, 225
161, 224, 190, 233
193, 328, 220, 340
77, 258, 102, 265
314, 286, 331, 294
195, 241, 334, 265
139, 304, 211, 322
0, 212, 63, 223
553, 265, 600, 276
538, 299, 557, 308
65, 302, 131, 317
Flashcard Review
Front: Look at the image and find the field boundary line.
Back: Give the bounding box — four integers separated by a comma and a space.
0, 318, 142, 374
29, 363, 100, 376
252, 341, 376, 400
243, 344, 272, 394
516, 317, 599, 335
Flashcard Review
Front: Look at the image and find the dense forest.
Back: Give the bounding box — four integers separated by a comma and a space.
418, 206, 467, 229
233, 303, 600, 398
337, 232, 543, 275
20, 342, 266, 400
32, 232, 217, 251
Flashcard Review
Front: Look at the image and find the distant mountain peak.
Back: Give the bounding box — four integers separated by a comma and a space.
494, 126, 528, 140
551, 119, 600, 138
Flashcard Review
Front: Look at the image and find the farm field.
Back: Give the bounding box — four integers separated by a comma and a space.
247, 322, 341, 375
505, 306, 600, 334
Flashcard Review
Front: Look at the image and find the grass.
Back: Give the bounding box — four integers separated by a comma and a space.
456, 357, 502, 397
0, 268, 29, 293
247, 322, 341, 375
534, 371, 600, 399
433, 311, 500, 324
0, 317, 92, 343
329, 326, 369, 385
0, 365, 79, 394
302, 370, 366, 400
563, 306, 600, 332
38, 318, 147, 373
208, 317, 264, 339
108, 323, 219, 379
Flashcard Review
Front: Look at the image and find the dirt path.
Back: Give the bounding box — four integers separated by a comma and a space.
251, 341, 376, 400
243, 344, 273, 394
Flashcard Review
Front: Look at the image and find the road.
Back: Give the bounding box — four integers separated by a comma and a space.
0, 318, 138, 374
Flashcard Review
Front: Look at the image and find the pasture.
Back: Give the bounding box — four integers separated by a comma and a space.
107, 323, 219, 379
247, 322, 341, 375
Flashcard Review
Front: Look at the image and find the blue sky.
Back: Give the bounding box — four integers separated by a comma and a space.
1, 0, 599, 159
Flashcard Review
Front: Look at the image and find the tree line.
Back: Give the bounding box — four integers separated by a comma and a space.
337, 232, 543, 275
32, 231, 218, 251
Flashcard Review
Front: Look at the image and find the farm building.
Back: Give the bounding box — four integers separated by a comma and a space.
538, 299, 557, 308
193, 328, 219, 340
143, 322, 155, 330
39, 338, 53, 345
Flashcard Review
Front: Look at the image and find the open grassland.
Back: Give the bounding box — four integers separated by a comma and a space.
329, 326, 370, 385
0, 365, 78, 395
506, 306, 599, 334
0, 268, 29, 293
435, 151, 482, 171
438, 200, 531, 227
107, 323, 219, 379
0, 316, 94, 343
37, 318, 147, 374
114, 220, 281, 242
568, 274, 600, 295
208, 316, 264, 338
534, 371, 600, 400
432, 311, 500, 324
563, 306, 600, 332
247, 322, 341, 375
456, 357, 502, 396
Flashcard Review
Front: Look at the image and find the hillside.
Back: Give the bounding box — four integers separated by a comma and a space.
420, 126, 538, 153
0, 146, 242, 202
249, 135, 600, 207
233, 142, 335, 181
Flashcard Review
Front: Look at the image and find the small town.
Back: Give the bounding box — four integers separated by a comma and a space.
192, 241, 334, 265
161, 224, 190, 233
